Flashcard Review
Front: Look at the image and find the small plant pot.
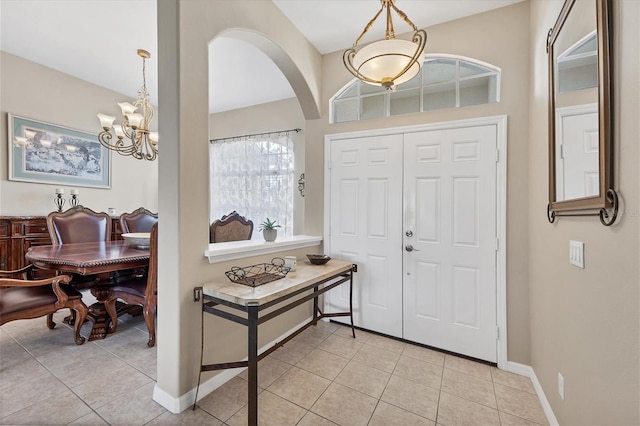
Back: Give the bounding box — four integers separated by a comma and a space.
263, 229, 277, 242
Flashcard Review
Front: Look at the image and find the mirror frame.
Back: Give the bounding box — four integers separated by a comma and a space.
547, 0, 615, 218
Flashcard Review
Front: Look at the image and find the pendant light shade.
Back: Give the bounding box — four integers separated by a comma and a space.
344, 0, 427, 89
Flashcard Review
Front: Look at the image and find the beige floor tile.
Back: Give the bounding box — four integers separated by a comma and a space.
0, 389, 92, 425
352, 344, 400, 373
197, 376, 252, 421
365, 333, 407, 354
333, 325, 372, 343
317, 333, 364, 359
67, 411, 109, 425
146, 407, 223, 425
381, 374, 439, 420
441, 368, 496, 408
267, 366, 331, 409
0, 355, 51, 391
0, 369, 67, 418
271, 339, 314, 365
293, 326, 332, 347
491, 367, 536, 394
499, 410, 546, 426
369, 400, 435, 426
494, 383, 548, 425
296, 348, 349, 380
227, 390, 307, 426
47, 346, 129, 388
312, 320, 340, 334
239, 356, 292, 388
444, 354, 492, 381
297, 411, 338, 425
402, 344, 446, 366
311, 382, 378, 426
95, 382, 167, 426
437, 392, 500, 426
71, 364, 154, 409
393, 355, 443, 389
334, 360, 391, 398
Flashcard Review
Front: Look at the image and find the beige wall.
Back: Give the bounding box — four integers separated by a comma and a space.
156, 0, 323, 400
529, 0, 639, 424
0, 52, 158, 216
306, 1, 532, 364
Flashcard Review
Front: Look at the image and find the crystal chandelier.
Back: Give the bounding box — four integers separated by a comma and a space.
97, 49, 158, 161
343, 0, 427, 89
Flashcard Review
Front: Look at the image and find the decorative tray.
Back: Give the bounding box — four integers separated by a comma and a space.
225, 257, 290, 287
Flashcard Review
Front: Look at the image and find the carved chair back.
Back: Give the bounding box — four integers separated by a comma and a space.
210, 211, 254, 243
119, 207, 158, 234
47, 205, 111, 245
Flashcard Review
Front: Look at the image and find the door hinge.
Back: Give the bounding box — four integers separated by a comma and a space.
328, 160, 333, 169
496, 326, 500, 339
495, 237, 499, 251
495, 149, 500, 162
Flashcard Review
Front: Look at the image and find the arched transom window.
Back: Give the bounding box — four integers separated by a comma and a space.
331, 56, 501, 123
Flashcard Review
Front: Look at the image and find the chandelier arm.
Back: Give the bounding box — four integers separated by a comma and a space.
389, 1, 418, 31
343, 48, 386, 85
385, 0, 395, 40
354, 3, 385, 46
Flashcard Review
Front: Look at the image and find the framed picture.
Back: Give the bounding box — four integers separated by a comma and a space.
8, 114, 111, 188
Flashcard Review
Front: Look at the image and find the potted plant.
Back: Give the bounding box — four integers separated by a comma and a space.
259, 218, 281, 242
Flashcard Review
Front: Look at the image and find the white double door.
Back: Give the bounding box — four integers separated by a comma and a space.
326, 125, 498, 362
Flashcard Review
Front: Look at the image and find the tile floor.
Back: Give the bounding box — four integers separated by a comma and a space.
1, 310, 548, 425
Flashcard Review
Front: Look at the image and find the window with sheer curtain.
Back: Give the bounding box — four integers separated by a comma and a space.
209, 133, 294, 240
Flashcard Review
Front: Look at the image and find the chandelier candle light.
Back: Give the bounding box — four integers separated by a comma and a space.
97, 49, 158, 161
343, 0, 427, 89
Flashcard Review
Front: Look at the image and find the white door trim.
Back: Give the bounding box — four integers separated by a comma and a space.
324, 115, 508, 369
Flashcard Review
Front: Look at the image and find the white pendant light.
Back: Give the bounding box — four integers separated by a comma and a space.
344, 0, 426, 89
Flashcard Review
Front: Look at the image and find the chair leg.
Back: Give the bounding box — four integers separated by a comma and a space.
104, 298, 119, 334
143, 302, 156, 347
72, 301, 87, 345
46, 313, 56, 329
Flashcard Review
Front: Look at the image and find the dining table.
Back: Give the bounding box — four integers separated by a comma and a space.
26, 240, 150, 341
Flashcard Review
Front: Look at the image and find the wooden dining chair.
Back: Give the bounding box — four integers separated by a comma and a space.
0, 265, 88, 345
47, 205, 112, 245
209, 211, 253, 243
46, 205, 112, 324
104, 223, 158, 347
119, 207, 158, 234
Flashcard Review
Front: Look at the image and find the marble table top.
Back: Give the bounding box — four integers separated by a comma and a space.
202, 259, 353, 306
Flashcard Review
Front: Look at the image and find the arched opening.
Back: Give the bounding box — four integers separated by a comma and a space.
207, 31, 308, 241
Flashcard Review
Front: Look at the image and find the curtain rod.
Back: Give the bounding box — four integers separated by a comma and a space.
209, 128, 301, 143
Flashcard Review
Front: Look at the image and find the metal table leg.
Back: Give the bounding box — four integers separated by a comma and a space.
248, 304, 259, 425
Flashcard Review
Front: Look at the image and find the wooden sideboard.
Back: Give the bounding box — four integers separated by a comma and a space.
0, 216, 123, 272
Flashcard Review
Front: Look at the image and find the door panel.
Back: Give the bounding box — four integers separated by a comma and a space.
326, 134, 403, 338
403, 125, 497, 362
326, 124, 498, 362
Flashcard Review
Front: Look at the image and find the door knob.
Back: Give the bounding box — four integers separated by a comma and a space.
405, 230, 413, 237
405, 245, 420, 252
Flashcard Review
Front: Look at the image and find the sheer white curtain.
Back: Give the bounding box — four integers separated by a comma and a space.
210, 133, 294, 240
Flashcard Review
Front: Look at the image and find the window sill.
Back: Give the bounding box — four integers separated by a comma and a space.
204, 235, 322, 264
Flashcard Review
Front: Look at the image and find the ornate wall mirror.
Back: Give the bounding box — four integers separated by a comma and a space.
547, 0, 618, 225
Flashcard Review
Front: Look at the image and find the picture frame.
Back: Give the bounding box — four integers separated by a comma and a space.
8, 114, 111, 188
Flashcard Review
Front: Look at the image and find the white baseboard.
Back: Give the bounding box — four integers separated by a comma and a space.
505, 361, 559, 426
153, 316, 314, 413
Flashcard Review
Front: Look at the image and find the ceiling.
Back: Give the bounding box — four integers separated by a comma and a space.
1, 0, 523, 114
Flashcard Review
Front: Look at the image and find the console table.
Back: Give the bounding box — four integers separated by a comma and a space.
194, 259, 356, 425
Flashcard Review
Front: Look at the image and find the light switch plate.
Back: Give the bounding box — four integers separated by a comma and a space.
569, 240, 584, 268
